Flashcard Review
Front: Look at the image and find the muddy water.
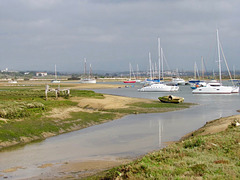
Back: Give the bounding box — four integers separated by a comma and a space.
0, 85, 239, 179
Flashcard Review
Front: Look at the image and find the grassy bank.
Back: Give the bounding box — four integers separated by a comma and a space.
91, 118, 240, 179
0, 86, 192, 150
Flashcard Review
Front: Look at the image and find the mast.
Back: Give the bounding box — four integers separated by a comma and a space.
161, 48, 164, 79
233, 65, 235, 79
216, 29, 222, 83
158, 38, 161, 82
129, 63, 131, 80
54, 64, 57, 80
194, 62, 197, 80
84, 58, 87, 76
136, 64, 139, 80
149, 52, 152, 80
201, 56, 204, 80
89, 64, 92, 78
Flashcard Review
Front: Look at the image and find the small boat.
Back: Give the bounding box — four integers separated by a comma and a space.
138, 83, 179, 92
80, 78, 96, 84
158, 95, 184, 103
124, 80, 136, 83
124, 63, 136, 83
80, 59, 96, 84
172, 77, 186, 85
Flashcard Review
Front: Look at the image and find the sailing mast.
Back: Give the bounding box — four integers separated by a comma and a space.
136, 64, 139, 80
149, 52, 152, 80
201, 56, 204, 80
129, 63, 132, 80
89, 64, 92, 79
161, 48, 164, 79
158, 38, 161, 82
216, 29, 222, 84
54, 64, 57, 81
84, 58, 87, 76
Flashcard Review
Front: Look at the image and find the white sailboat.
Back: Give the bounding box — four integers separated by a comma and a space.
138, 38, 179, 92
51, 64, 60, 83
171, 69, 186, 85
135, 64, 141, 83
190, 58, 207, 89
80, 58, 96, 84
192, 29, 239, 94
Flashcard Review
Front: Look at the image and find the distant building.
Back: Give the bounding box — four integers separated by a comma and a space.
36, 72, 47, 77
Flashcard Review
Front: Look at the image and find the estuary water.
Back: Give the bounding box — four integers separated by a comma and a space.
0, 83, 239, 179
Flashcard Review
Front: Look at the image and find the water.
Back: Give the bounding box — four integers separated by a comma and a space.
0, 83, 239, 179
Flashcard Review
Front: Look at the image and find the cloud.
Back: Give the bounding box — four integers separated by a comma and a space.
0, 0, 240, 72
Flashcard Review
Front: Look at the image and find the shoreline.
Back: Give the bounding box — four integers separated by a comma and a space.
1, 82, 239, 179
27, 111, 240, 179
0, 89, 191, 150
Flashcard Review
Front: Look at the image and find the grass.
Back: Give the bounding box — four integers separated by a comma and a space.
103, 101, 193, 114
90, 124, 240, 180
0, 87, 192, 150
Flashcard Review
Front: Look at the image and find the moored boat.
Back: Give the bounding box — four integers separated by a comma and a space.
80, 78, 96, 84
138, 83, 179, 92
124, 80, 136, 83
158, 95, 184, 103
192, 29, 239, 94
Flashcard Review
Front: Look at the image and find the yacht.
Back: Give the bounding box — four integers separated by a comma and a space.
192, 29, 239, 94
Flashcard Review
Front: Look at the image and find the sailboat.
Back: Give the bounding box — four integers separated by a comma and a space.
190, 58, 207, 89
192, 29, 239, 94
171, 69, 186, 85
135, 64, 141, 83
138, 38, 179, 92
51, 64, 60, 83
124, 63, 136, 83
80, 59, 96, 84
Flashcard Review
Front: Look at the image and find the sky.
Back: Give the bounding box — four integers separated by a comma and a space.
0, 0, 240, 73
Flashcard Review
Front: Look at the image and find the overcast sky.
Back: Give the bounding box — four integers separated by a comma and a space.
0, 0, 239, 73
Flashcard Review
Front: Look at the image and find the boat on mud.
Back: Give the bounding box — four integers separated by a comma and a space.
158, 95, 184, 103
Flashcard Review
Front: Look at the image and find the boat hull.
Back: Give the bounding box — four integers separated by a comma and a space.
51, 80, 60, 83
192, 85, 235, 94
158, 95, 184, 103
138, 83, 179, 92
80, 79, 96, 84
124, 81, 136, 83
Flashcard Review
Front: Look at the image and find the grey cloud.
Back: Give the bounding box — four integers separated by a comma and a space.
0, 0, 240, 72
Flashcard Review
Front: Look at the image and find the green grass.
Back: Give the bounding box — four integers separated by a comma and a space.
103, 101, 193, 114
0, 89, 103, 119
0, 88, 107, 144
0, 87, 192, 150
70, 89, 104, 98
91, 124, 240, 180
